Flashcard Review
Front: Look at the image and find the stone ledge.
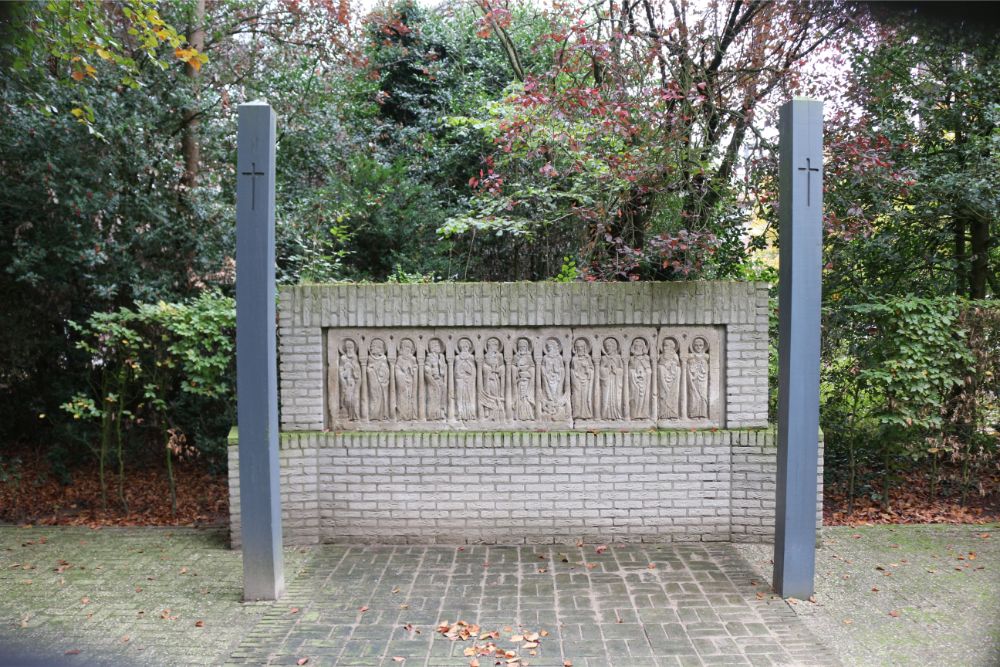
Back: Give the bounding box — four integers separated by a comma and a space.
228, 427, 777, 449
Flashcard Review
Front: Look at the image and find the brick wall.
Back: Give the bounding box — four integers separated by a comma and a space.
228, 281, 812, 547
228, 429, 823, 547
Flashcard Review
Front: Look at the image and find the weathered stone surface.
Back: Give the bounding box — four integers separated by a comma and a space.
325, 326, 721, 431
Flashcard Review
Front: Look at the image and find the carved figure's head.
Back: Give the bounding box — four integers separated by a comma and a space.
370, 338, 386, 355
343, 339, 356, 355
486, 337, 501, 353
544, 337, 561, 355
428, 338, 443, 353
573, 338, 590, 355
458, 338, 473, 353
630, 338, 648, 355
516, 337, 530, 354
692, 337, 708, 353
603, 337, 619, 354
661, 337, 677, 355
399, 338, 415, 356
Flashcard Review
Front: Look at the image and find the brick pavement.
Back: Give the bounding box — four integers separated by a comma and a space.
226, 543, 840, 667
1, 527, 839, 666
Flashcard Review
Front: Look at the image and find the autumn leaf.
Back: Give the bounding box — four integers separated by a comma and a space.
296, 658, 309, 665
392, 658, 405, 663
194, 620, 204, 627
888, 610, 900, 618
70, 70, 85, 81
65, 649, 81, 655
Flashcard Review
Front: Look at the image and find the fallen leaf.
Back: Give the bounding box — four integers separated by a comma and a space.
470, 660, 480, 667
392, 658, 405, 663
871, 586, 879, 592
80, 597, 90, 605
563, 661, 573, 667
808, 595, 817, 603
359, 606, 369, 613
65, 649, 81, 655
843, 619, 853, 625
595, 545, 608, 554
194, 620, 204, 627
888, 610, 900, 618
289, 607, 300, 614
297, 659, 309, 666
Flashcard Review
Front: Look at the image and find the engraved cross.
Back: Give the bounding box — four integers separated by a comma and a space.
241, 161, 265, 210
798, 157, 820, 207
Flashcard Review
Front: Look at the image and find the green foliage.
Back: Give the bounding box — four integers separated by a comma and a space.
553, 257, 579, 283
60, 292, 234, 509
821, 296, 995, 509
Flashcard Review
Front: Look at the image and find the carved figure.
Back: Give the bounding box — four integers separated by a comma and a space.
627, 338, 652, 419
394, 338, 418, 420
687, 336, 710, 419
366, 338, 391, 420
657, 337, 681, 419
599, 337, 624, 420
480, 337, 505, 421
570, 338, 595, 419
338, 339, 361, 420
455, 338, 477, 421
512, 337, 535, 420
540, 337, 566, 418
424, 338, 448, 420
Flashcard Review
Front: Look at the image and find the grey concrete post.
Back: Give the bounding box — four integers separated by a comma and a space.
236, 101, 284, 601
773, 98, 823, 599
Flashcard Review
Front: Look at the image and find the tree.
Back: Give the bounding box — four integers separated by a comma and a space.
444, 0, 851, 280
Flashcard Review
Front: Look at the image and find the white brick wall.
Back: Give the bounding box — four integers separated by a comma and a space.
228, 429, 823, 547
228, 281, 793, 547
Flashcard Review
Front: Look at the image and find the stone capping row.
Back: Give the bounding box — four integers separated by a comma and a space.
229, 427, 776, 449
277, 281, 771, 432
280, 281, 766, 328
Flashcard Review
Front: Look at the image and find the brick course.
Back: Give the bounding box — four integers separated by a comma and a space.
228, 429, 823, 547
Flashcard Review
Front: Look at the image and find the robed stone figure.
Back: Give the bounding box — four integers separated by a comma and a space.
687, 336, 710, 419
539, 337, 566, 418
599, 337, 624, 420
454, 338, 477, 421
512, 337, 535, 421
339, 339, 361, 420
480, 337, 505, 421
627, 338, 651, 419
395, 338, 418, 420
570, 338, 594, 419
424, 338, 448, 420
366, 338, 390, 420
657, 337, 681, 419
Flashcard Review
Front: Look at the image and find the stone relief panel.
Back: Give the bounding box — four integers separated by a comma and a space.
325, 326, 721, 431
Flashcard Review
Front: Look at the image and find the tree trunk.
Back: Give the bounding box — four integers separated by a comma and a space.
968, 211, 989, 299
954, 217, 968, 296
179, 0, 205, 193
